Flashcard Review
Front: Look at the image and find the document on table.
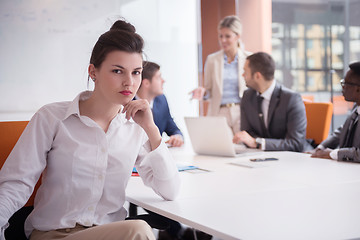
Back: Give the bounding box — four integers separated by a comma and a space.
132, 164, 210, 176
176, 163, 210, 173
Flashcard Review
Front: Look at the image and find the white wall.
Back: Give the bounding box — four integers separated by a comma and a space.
0, 0, 199, 140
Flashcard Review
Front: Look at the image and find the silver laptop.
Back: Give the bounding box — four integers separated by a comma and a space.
184, 116, 260, 157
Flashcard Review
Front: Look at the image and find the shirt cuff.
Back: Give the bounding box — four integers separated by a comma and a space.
147, 141, 178, 180
261, 138, 266, 150
203, 90, 210, 100
173, 134, 184, 141
317, 145, 325, 150
329, 149, 339, 160
256, 138, 266, 150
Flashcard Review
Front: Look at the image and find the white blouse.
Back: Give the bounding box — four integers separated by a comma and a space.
0, 91, 180, 238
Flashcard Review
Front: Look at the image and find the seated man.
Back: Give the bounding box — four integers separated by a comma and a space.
133, 61, 185, 239
311, 61, 360, 162
136, 61, 184, 147
233, 52, 311, 152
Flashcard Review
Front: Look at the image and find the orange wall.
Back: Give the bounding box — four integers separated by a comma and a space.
238, 0, 272, 54
201, 0, 236, 77
200, 0, 272, 68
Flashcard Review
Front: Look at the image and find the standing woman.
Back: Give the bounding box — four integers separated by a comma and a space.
191, 15, 250, 134
0, 19, 180, 240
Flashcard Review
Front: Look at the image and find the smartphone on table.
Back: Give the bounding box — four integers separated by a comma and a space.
250, 157, 278, 162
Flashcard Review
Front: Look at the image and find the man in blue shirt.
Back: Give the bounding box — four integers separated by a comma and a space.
136, 61, 183, 147
133, 61, 185, 239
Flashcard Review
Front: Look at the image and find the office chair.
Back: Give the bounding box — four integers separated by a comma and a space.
303, 102, 333, 146
302, 95, 315, 102
0, 121, 39, 240
333, 95, 353, 115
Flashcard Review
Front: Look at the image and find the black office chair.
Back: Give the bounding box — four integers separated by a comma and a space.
126, 203, 171, 230
5, 206, 33, 240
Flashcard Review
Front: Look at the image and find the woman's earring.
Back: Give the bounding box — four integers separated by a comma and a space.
92, 78, 96, 82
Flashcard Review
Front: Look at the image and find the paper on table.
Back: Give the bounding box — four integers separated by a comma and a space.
132, 164, 209, 176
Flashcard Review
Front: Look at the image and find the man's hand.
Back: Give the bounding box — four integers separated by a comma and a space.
232, 131, 257, 148
166, 135, 184, 147
310, 148, 332, 159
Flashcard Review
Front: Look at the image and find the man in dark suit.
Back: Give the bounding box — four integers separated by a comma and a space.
233, 52, 311, 152
311, 61, 360, 162
136, 61, 183, 147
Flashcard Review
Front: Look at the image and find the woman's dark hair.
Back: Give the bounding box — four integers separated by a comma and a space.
90, 19, 144, 69
246, 52, 275, 81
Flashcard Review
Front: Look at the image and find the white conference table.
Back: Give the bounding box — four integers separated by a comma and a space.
126, 146, 360, 240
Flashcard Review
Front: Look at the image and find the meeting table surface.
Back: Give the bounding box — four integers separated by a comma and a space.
126, 145, 360, 240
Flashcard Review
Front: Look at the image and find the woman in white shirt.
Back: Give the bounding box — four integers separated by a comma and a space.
0, 19, 180, 240
190, 15, 250, 134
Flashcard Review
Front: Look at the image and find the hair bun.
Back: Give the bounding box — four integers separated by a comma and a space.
110, 19, 136, 33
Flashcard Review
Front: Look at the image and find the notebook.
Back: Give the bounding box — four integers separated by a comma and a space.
184, 116, 261, 157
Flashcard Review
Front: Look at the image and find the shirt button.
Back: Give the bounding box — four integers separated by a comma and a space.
65, 228, 71, 233
98, 175, 104, 180
88, 206, 94, 211
101, 148, 106, 153
84, 221, 91, 226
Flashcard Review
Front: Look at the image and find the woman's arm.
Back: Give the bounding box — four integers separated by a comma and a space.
0, 109, 52, 229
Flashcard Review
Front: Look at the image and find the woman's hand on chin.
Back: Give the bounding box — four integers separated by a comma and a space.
123, 99, 152, 125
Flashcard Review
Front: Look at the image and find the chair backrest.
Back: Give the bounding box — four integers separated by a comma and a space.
302, 95, 314, 102
0, 121, 41, 207
303, 102, 333, 145
333, 95, 354, 115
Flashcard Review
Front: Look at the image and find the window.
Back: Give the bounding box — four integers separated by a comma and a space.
272, 0, 360, 130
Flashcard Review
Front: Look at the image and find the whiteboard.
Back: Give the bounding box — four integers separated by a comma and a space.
0, 0, 199, 140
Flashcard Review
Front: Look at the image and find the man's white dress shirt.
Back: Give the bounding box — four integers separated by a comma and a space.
0, 91, 180, 238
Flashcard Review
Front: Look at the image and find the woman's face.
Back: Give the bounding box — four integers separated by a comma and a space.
90, 50, 143, 106
218, 27, 240, 53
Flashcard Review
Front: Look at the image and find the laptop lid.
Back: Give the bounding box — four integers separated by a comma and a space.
184, 116, 239, 157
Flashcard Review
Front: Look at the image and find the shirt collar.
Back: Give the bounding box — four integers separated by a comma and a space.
224, 53, 238, 64
356, 105, 360, 115
63, 91, 91, 120
63, 91, 130, 124
260, 80, 276, 101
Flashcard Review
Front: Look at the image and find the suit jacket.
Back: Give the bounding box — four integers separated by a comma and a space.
152, 94, 182, 137
204, 49, 250, 115
241, 83, 311, 152
320, 105, 360, 162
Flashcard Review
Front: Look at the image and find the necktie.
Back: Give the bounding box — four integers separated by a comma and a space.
344, 110, 358, 147
257, 95, 268, 137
